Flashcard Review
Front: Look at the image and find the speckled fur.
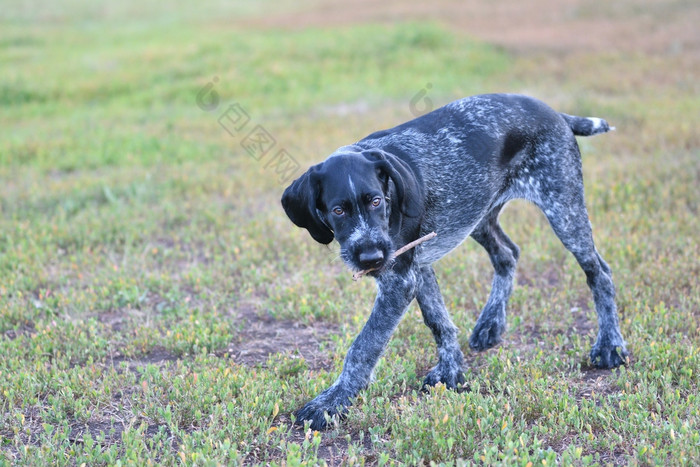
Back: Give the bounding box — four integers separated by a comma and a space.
282, 93, 628, 430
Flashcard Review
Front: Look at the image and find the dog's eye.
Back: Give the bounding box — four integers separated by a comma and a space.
332, 207, 344, 216
371, 197, 382, 207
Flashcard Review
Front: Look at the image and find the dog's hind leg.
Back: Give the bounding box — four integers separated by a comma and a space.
468, 204, 520, 351
416, 266, 465, 389
533, 151, 628, 368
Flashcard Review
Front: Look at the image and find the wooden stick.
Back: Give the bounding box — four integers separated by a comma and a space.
352, 231, 437, 281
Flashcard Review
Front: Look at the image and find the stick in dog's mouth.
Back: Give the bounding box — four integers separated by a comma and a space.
352, 232, 437, 281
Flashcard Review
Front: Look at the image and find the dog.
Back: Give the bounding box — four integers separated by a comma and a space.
282, 93, 628, 430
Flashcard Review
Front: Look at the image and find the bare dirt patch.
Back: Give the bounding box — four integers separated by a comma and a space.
576, 366, 624, 407
2, 323, 35, 340
108, 347, 180, 375
229, 304, 337, 371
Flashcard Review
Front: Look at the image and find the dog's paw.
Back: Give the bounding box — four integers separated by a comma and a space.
423, 362, 465, 390
294, 387, 352, 431
590, 343, 628, 369
422, 349, 465, 390
295, 402, 342, 431
469, 318, 505, 351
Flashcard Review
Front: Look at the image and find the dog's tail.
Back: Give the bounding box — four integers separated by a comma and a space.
560, 113, 615, 137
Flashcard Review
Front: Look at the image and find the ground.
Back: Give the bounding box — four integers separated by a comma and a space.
0, 0, 698, 465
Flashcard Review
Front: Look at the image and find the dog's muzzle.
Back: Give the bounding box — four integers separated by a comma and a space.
357, 248, 385, 269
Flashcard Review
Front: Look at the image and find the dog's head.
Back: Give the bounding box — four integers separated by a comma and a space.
281, 148, 424, 272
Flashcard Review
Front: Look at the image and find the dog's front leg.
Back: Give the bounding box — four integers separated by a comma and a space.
295, 269, 417, 430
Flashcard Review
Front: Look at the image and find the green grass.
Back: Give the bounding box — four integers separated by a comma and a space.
1, 0, 699, 465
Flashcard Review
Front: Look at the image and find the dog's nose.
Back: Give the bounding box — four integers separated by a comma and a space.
358, 249, 384, 268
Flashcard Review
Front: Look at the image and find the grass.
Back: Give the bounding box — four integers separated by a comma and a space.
1, 0, 698, 465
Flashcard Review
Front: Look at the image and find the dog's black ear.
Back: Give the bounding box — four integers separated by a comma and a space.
362, 149, 424, 218
281, 165, 334, 245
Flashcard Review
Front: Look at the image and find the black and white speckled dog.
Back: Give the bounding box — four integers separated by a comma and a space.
282, 93, 628, 430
